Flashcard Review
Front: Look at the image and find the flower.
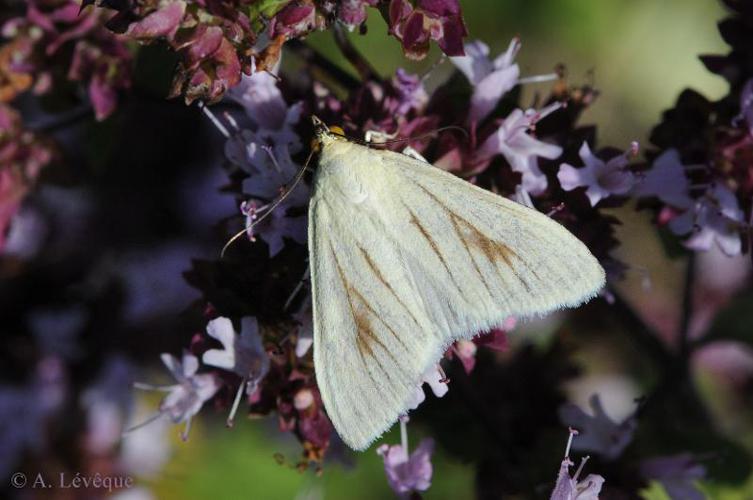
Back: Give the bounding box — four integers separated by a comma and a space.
388, 0, 467, 60
450, 317, 514, 374
392, 68, 429, 116
0, 103, 53, 252
377, 418, 434, 497
640, 453, 706, 500
241, 198, 308, 257
633, 149, 694, 209
2, 0, 132, 120
452, 38, 521, 124
666, 184, 745, 256
202, 316, 269, 396
407, 365, 449, 410
558, 393, 636, 461
557, 141, 638, 206
338, 0, 380, 30
135, 352, 220, 441
550, 429, 605, 500
477, 103, 564, 195
0, 357, 66, 477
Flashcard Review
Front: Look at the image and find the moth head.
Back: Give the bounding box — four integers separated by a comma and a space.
311, 115, 346, 151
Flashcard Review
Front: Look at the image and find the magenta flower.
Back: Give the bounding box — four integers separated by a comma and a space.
478, 103, 564, 195
557, 141, 638, 206
558, 394, 636, 461
640, 453, 706, 500
388, 0, 467, 60
550, 429, 605, 500
377, 419, 435, 497
3, 0, 132, 120
452, 38, 521, 124
338, 0, 380, 30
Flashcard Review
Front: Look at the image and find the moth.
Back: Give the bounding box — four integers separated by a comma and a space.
308, 117, 605, 450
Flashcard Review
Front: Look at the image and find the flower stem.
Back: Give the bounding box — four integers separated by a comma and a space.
332, 23, 381, 83
678, 253, 696, 363
286, 40, 361, 90
607, 290, 674, 368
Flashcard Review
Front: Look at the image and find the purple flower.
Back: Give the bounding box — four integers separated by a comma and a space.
451, 38, 521, 124
203, 316, 269, 396
550, 429, 605, 500
377, 423, 434, 497
131, 352, 220, 441
0, 357, 66, 477
557, 141, 638, 206
558, 394, 636, 461
640, 453, 706, 500
392, 68, 429, 115
633, 149, 694, 209
241, 198, 308, 257
407, 365, 449, 410
478, 103, 564, 195
81, 356, 134, 454
668, 184, 745, 256
738, 78, 753, 131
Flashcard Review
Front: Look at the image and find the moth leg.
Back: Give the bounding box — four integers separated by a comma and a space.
284, 263, 310, 311
401, 146, 428, 163
364, 129, 398, 144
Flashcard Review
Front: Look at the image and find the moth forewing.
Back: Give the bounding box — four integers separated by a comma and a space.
309, 130, 605, 450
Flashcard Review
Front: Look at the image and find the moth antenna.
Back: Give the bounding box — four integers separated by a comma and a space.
371, 125, 469, 146
132, 382, 175, 392
220, 148, 315, 258
328, 125, 468, 148
399, 415, 409, 454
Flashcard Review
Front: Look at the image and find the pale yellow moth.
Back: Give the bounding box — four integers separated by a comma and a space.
308, 118, 605, 450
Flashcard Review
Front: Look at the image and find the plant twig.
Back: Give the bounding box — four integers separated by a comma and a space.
28, 104, 93, 133
607, 289, 675, 368
332, 23, 382, 83
285, 39, 361, 90
678, 253, 696, 362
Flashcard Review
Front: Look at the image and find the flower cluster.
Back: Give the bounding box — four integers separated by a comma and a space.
80, 0, 467, 104
161, 34, 640, 479
0, 103, 54, 252
633, 0, 753, 257
1, 0, 132, 120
